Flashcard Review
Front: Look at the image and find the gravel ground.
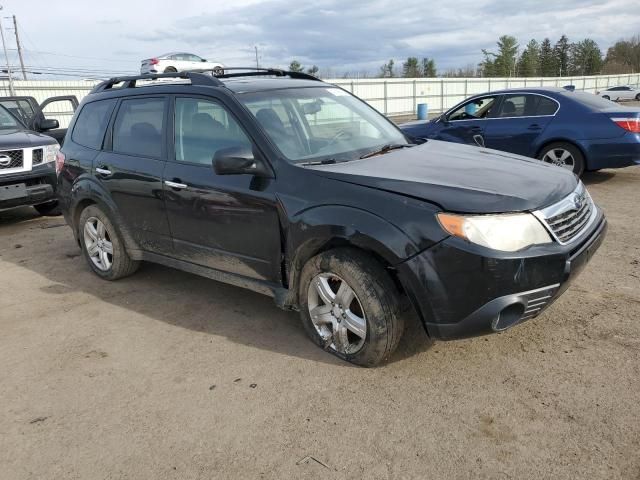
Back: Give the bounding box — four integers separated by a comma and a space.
1, 166, 639, 480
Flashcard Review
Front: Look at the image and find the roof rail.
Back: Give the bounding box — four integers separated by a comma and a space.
90, 71, 223, 93
190, 67, 323, 82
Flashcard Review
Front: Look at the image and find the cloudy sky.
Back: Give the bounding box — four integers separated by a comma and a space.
4, 0, 639, 78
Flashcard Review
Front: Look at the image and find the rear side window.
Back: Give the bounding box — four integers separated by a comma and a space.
535, 97, 558, 115
72, 99, 116, 149
112, 98, 165, 158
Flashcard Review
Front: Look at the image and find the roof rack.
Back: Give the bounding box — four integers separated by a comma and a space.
90, 71, 223, 93
190, 67, 323, 82
89, 67, 322, 94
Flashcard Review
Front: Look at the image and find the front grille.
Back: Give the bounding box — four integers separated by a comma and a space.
32, 148, 43, 165
535, 183, 595, 245
0, 149, 23, 170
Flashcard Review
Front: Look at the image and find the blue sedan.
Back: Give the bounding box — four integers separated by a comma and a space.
400, 87, 640, 176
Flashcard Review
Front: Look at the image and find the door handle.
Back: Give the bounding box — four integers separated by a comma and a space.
470, 126, 482, 132
528, 124, 542, 130
95, 167, 112, 176
164, 180, 188, 190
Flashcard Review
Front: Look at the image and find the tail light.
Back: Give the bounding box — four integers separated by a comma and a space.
612, 117, 640, 133
55, 151, 66, 176
150, 58, 159, 65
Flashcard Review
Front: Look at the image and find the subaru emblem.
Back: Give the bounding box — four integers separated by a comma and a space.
573, 194, 583, 210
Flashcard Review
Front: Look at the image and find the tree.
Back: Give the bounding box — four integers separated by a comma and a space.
307, 65, 319, 76
554, 35, 570, 76
379, 59, 395, 78
289, 60, 304, 73
421, 58, 437, 77
570, 39, 602, 75
604, 34, 640, 73
517, 39, 540, 77
402, 57, 421, 77
539, 38, 556, 76
481, 35, 519, 76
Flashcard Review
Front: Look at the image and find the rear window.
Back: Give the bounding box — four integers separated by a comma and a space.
71, 99, 116, 149
112, 98, 165, 158
566, 91, 617, 110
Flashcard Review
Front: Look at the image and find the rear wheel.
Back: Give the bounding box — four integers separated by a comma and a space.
298, 248, 403, 367
78, 205, 139, 280
34, 201, 61, 216
538, 142, 585, 176
636, 93, 640, 101
164, 66, 177, 73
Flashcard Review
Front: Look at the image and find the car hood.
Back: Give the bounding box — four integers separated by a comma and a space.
307, 140, 578, 213
0, 128, 57, 148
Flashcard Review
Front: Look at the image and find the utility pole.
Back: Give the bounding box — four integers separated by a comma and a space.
0, 7, 15, 95
254, 46, 259, 69
12, 16, 26, 80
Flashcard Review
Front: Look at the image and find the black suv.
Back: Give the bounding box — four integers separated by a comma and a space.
57, 69, 607, 366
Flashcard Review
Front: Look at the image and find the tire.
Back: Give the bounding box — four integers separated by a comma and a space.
602, 95, 610, 100
34, 201, 61, 216
538, 142, 585, 177
298, 248, 403, 367
78, 205, 139, 280
164, 66, 177, 73
213, 67, 224, 76
636, 93, 640, 101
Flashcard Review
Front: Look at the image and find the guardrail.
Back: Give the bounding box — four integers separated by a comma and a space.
1, 73, 638, 127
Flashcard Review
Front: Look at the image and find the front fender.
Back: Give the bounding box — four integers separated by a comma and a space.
286, 204, 419, 295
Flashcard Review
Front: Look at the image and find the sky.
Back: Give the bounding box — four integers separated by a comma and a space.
2, 0, 639, 78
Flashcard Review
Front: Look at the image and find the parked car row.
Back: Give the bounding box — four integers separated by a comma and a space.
51, 69, 607, 366
400, 86, 640, 176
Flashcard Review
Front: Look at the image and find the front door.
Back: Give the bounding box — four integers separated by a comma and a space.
94, 96, 173, 254
483, 94, 557, 157
162, 95, 282, 283
436, 95, 500, 146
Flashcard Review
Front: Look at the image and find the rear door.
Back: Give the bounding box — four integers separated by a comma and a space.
436, 95, 500, 145
93, 96, 173, 254
482, 93, 558, 157
162, 95, 282, 282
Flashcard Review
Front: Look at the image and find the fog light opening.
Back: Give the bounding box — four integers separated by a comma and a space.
493, 303, 526, 331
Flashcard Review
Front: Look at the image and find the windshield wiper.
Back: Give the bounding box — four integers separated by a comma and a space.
359, 143, 414, 159
299, 158, 340, 166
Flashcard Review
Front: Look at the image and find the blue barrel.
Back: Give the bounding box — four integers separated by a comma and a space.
417, 103, 428, 120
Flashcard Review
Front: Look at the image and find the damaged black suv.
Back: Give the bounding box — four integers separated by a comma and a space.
57, 69, 606, 366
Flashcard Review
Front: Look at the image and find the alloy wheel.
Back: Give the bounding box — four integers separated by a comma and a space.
542, 148, 575, 171
307, 273, 367, 355
83, 217, 113, 271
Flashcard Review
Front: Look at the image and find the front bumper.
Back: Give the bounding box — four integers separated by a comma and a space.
0, 163, 57, 210
397, 209, 607, 340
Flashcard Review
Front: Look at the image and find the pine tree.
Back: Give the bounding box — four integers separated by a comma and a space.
554, 35, 570, 76
402, 57, 421, 77
517, 39, 540, 77
539, 38, 556, 76
421, 58, 437, 77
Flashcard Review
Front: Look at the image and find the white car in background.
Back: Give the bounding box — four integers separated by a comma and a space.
140, 52, 224, 75
596, 85, 640, 102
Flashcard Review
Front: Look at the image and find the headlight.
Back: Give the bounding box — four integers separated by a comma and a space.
44, 144, 60, 163
437, 212, 552, 252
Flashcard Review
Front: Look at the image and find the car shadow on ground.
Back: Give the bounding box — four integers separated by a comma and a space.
1, 208, 431, 367
582, 170, 617, 185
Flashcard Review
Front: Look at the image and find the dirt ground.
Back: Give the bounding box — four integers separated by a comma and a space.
1, 166, 639, 480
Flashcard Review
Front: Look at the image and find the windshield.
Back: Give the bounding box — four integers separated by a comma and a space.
0, 99, 34, 125
0, 105, 21, 129
239, 87, 408, 163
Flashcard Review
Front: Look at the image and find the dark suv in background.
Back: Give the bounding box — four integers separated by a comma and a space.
57, 69, 606, 366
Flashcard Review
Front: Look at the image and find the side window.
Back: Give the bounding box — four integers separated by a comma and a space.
71, 99, 116, 149
535, 97, 558, 116
497, 95, 527, 117
112, 98, 165, 158
448, 96, 498, 121
174, 98, 252, 165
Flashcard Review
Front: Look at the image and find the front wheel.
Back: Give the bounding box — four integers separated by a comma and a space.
298, 248, 403, 367
538, 142, 585, 176
602, 95, 610, 100
163, 66, 177, 73
78, 205, 139, 280
636, 93, 640, 101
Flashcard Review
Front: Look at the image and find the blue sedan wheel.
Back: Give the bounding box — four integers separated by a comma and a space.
539, 142, 585, 177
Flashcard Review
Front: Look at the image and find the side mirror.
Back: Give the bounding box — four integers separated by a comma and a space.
213, 145, 265, 176
39, 118, 59, 130
201, 58, 207, 62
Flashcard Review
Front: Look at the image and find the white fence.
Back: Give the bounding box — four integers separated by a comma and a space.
1, 73, 638, 126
